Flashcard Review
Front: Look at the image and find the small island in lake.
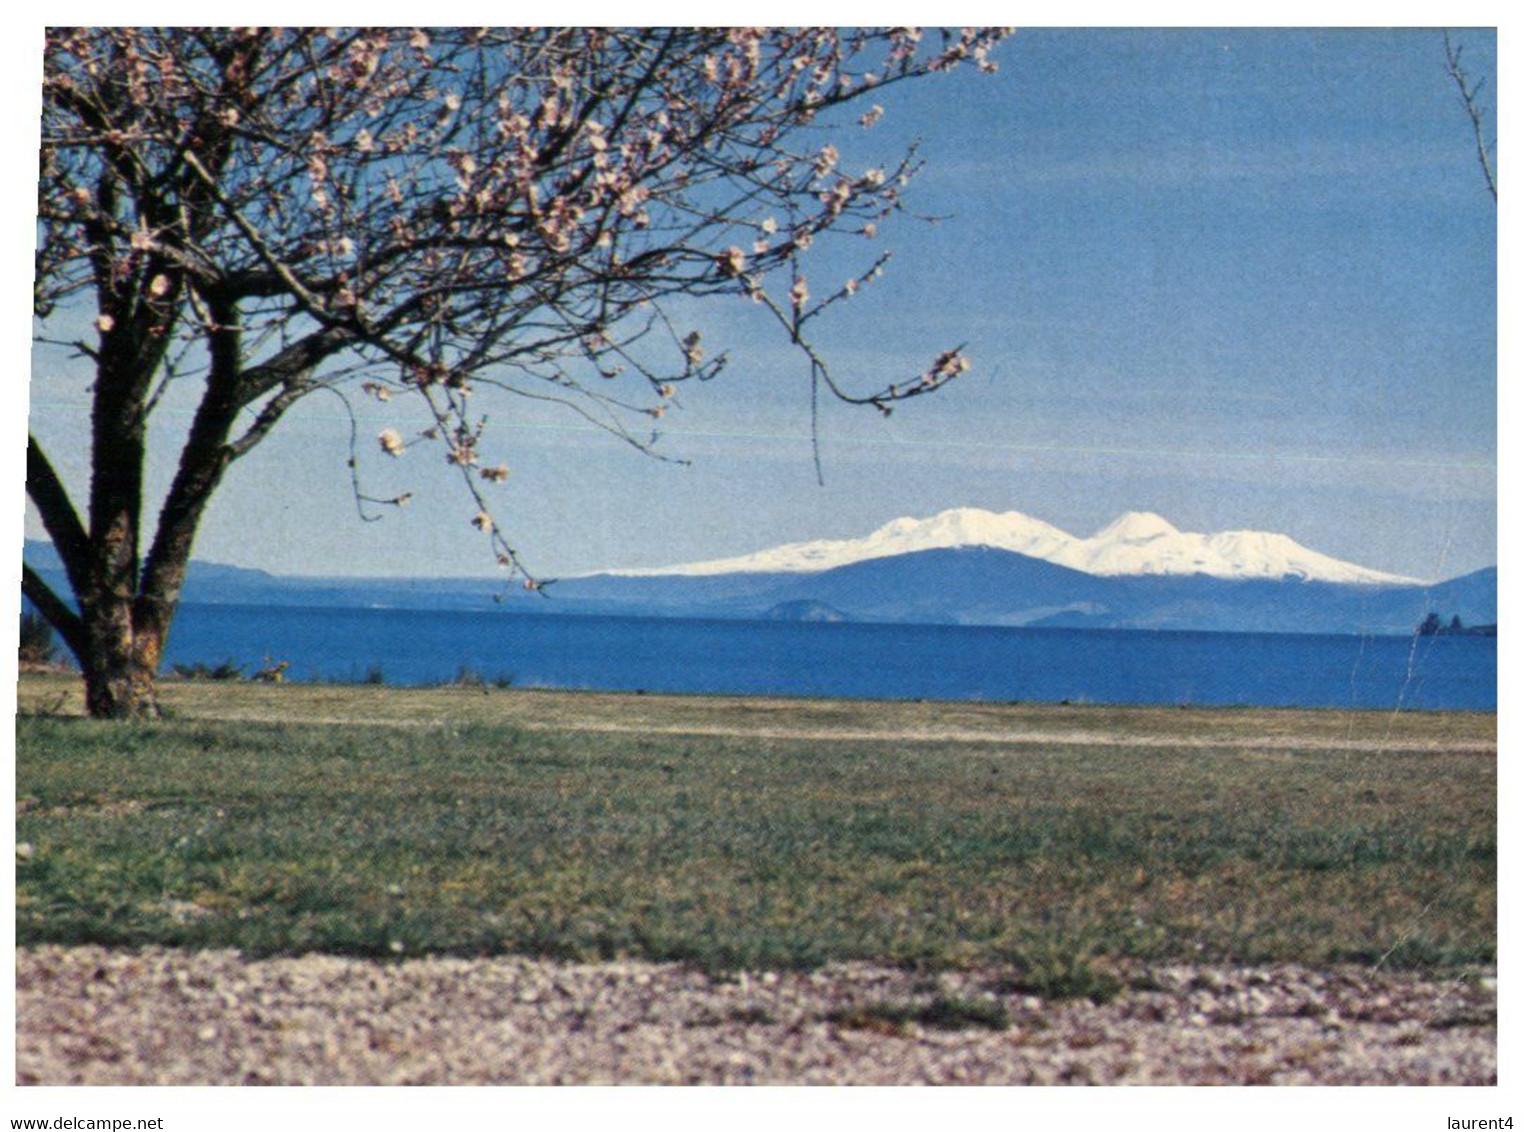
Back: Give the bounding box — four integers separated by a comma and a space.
763, 599, 850, 623
1418, 613, 1496, 637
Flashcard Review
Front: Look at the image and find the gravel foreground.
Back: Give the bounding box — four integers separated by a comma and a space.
17, 947, 1495, 1086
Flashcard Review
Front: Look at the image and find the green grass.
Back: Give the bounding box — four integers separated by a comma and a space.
15, 675, 1496, 976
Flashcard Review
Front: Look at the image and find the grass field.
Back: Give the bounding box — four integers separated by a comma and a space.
15, 673, 1496, 985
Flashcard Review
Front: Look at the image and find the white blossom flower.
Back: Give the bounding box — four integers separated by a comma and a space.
378, 428, 406, 457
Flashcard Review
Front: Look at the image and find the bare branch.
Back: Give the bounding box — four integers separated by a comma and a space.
1444, 31, 1497, 202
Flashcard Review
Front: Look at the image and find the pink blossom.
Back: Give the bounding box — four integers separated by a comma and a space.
719, 246, 747, 276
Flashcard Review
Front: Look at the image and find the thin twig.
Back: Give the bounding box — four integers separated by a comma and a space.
1443, 31, 1497, 202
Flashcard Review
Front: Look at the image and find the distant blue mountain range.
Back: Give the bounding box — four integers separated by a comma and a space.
22, 539, 1495, 637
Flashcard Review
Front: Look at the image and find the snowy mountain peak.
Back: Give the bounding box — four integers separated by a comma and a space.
882, 507, 1069, 546
1093, 511, 1180, 543
609, 507, 1417, 586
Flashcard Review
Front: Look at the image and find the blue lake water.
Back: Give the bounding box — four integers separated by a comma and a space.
159, 603, 1497, 711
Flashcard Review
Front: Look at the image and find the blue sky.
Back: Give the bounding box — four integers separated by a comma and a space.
23, 27, 1497, 581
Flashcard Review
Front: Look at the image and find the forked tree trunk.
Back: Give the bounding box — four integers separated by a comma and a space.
29, 364, 237, 720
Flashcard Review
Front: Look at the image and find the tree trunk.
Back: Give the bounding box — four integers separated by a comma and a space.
79, 594, 163, 719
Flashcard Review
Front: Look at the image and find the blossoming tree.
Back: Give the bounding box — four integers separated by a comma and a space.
29, 27, 1007, 717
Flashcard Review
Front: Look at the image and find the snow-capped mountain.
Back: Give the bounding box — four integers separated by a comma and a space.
613, 507, 1418, 586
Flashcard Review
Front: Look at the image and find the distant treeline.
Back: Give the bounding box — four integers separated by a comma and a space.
1417, 613, 1497, 637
